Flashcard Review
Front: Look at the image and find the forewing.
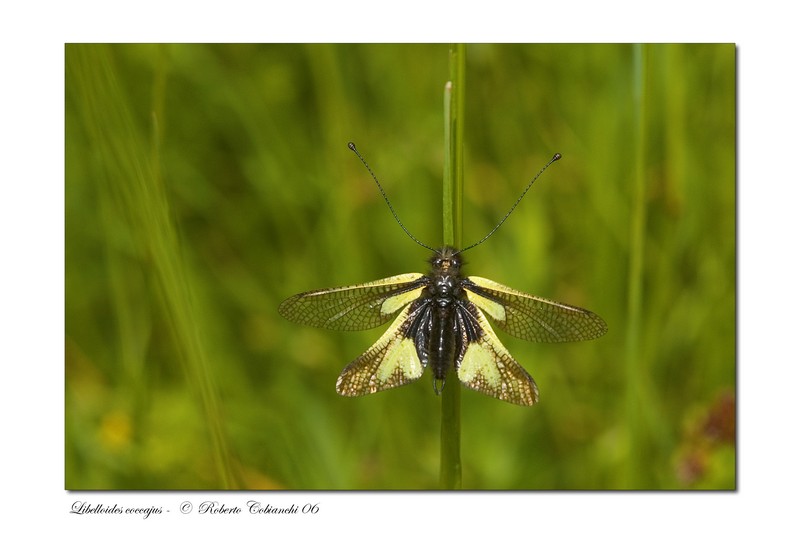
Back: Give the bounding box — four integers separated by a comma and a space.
278, 273, 426, 331
336, 302, 428, 396
465, 276, 608, 343
455, 301, 539, 406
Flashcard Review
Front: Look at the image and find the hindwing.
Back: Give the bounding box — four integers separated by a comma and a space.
336, 300, 432, 396
454, 301, 539, 406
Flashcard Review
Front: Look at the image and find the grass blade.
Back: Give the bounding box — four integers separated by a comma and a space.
440, 43, 466, 490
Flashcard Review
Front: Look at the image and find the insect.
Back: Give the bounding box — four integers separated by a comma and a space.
278, 142, 607, 406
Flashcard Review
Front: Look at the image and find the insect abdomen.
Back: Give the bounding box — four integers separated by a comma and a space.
429, 299, 456, 393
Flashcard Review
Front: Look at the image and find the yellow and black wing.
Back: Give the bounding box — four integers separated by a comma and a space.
336, 300, 431, 396
454, 301, 539, 406
278, 273, 426, 331
464, 276, 608, 343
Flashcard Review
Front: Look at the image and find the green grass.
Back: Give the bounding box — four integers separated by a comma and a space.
65, 43, 735, 490
439, 43, 466, 490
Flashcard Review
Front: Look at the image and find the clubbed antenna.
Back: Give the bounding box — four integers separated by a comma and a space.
349, 142, 560, 255
348, 142, 438, 253
458, 153, 562, 253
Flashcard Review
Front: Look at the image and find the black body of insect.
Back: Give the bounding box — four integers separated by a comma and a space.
278, 143, 607, 406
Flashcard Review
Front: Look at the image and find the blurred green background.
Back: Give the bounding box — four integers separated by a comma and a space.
65, 44, 735, 490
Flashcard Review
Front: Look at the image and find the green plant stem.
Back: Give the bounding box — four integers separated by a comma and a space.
440, 43, 466, 490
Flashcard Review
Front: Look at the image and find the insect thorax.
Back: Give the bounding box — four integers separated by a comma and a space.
427, 247, 466, 304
